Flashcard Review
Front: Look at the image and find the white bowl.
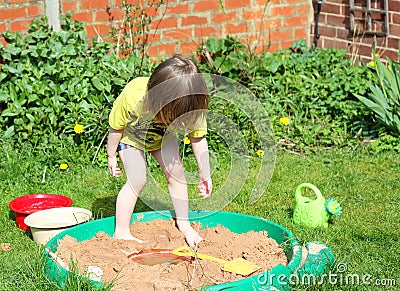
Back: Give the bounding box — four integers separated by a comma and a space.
24, 207, 92, 244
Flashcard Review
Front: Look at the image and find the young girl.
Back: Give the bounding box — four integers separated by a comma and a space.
107, 55, 212, 247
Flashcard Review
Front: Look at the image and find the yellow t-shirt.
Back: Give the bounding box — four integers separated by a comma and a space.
109, 77, 207, 151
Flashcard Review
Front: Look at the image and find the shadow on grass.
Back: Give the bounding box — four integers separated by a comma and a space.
285, 207, 294, 219
8, 210, 36, 240
91, 196, 168, 219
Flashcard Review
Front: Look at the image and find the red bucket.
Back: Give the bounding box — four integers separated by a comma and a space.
9, 194, 73, 230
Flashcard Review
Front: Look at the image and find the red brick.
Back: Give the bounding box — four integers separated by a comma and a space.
254, 44, 270, 54
194, 1, 220, 12
392, 12, 400, 24
326, 14, 349, 27
242, 9, 265, 20
211, 12, 237, 23
267, 42, 280, 52
27, 5, 41, 17
244, 34, 257, 44
81, 0, 110, 10
72, 12, 93, 23
167, 3, 189, 14
328, 0, 347, 4
0, 22, 7, 33
294, 28, 308, 39
164, 28, 192, 40
269, 29, 291, 41
324, 37, 348, 49
146, 33, 160, 43
255, 0, 277, 4
85, 23, 111, 37
225, 0, 250, 9
179, 41, 198, 53
116, 0, 140, 6
321, 3, 341, 14
0, 37, 7, 47
148, 43, 176, 57
10, 19, 33, 32
0, 7, 27, 20
380, 49, 399, 62
7, 0, 31, 3
390, 23, 400, 36
388, 1, 400, 11
194, 26, 218, 37
261, 19, 282, 31
336, 27, 350, 39
224, 22, 247, 34
353, 43, 374, 56
284, 16, 309, 27
150, 17, 177, 29
146, 6, 159, 17
62, 1, 77, 12
103, 9, 124, 21
298, 4, 310, 15
181, 16, 208, 26
96, 10, 112, 21
370, 13, 385, 21
318, 26, 337, 38
281, 40, 296, 49
387, 37, 400, 51
271, 6, 297, 17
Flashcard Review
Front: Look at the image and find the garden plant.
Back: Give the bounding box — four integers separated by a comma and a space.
0, 16, 399, 291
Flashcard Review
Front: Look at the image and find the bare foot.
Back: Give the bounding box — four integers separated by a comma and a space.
176, 221, 202, 247
113, 233, 145, 244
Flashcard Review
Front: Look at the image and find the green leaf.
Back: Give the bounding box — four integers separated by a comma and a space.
26, 113, 35, 123
1, 108, 18, 117
92, 77, 105, 91
4, 44, 22, 55
14, 118, 24, 125
3, 126, 15, 138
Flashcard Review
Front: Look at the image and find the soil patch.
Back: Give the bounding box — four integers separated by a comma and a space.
56, 218, 287, 290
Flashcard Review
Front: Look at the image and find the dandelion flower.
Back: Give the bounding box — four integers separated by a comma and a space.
74, 124, 84, 134
183, 136, 191, 144
374, 53, 379, 57
256, 149, 265, 157
279, 117, 290, 126
60, 163, 68, 170
369, 61, 375, 67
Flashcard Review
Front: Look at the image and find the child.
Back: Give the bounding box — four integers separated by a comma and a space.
107, 55, 212, 247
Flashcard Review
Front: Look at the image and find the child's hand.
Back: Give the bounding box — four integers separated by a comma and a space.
198, 178, 212, 198
108, 155, 122, 177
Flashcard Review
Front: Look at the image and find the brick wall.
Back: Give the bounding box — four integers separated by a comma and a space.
0, 0, 313, 57
61, 0, 314, 56
0, 0, 45, 36
1, 0, 399, 62
310, 0, 400, 62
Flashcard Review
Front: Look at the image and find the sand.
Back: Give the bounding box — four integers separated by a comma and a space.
56, 218, 287, 290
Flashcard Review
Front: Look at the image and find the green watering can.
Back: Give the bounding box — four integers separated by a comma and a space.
293, 183, 342, 228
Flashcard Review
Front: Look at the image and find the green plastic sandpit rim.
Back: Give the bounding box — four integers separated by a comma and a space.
44, 210, 303, 290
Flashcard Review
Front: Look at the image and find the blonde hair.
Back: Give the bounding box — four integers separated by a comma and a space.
146, 54, 209, 126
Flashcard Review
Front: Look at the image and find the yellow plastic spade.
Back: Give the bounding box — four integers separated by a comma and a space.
172, 246, 261, 276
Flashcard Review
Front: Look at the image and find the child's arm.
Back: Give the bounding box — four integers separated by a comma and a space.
190, 136, 212, 198
107, 128, 124, 177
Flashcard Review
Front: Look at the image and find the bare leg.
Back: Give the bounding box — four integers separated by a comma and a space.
151, 138, 202, 247
114, 147, 146, 243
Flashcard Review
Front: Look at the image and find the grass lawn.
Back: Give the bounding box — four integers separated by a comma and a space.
0, 146, 399, 290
